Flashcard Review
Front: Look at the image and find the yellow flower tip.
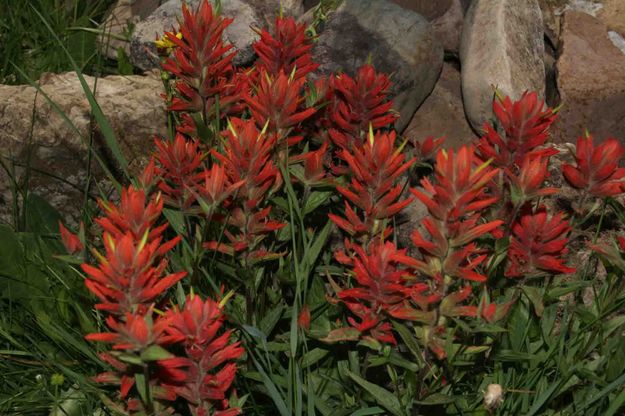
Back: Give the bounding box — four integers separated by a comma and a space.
155, 32, 182, 50
218, 290, 235, 309
368, 124, 375, 146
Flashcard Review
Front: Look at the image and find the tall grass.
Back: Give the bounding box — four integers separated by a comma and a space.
0, 0, 116, 84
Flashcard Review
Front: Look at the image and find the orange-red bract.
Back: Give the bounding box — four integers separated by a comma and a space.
562, 135, 625, 197
506, 207, 575, 278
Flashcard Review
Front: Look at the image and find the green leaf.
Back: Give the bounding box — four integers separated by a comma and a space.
260, 304, 285, 336
604, 388, 625, 416
414, 393, 456, 405
392, 321, 424, 365
162, 208, 186, 235
25, 193, 62, 235
134, 372, 150, 407
319, 327, 360, 344
0, 225, 23, 279
346, 370, 403, 416
304, 191, 332, 215
522, 285, 544, 317
350, 407, 386, 416
252, 356, 290, 416
301, 348, 329, 368
140, 345, 174, 361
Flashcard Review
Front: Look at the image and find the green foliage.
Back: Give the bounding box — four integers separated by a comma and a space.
0, 0, 117, 84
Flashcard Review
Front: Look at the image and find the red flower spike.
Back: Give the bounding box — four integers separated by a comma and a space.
96, 186, 165, 242
335, 240, 432, 344
59, 221, 83, 254
215, 118, 282, 205
506, 148, 559, 203
86, 311, 173, 352
245, 71, 317, 141
293, 141, 329, 185
562, 135, 625, 197
162, 0, 242, 116
82, 231, 185, 315
192, 164, 245, 211
253, 16, 318, 81
506, 207, 575, 278
476, 91, 557, 168
164, 295, 243, 415
414, 136, 445, 160
154, 134, 205, 209
439, 286, 477, 318
478, 294, 515, 323
330, 130, 415, 240
328, 65, 398, 149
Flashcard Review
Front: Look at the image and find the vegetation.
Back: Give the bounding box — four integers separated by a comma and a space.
2, 1, 625, 415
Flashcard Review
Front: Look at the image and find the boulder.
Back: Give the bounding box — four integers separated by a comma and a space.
552, 11, 625, 143
130, 0, 262, 70
597, 0, 625, 35
311, 0, 443, 133
0, 72, 167, 223
403, 63, 477, 150
391, 0, 465, 53
460, 0, 545, 133
98, 0, 162, 60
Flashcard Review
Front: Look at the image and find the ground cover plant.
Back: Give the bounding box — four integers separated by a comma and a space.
3, 1, 625, 415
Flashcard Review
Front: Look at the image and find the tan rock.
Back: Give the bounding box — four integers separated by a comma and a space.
552, 11, 625, 143
403, 63, 477, 150
597, 0, 625, 35
0, 72, 167, 222
460, 0, 546, 132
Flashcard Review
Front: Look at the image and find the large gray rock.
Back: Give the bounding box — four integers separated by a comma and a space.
403, 63, 477, 151
390, 0, 465, 53
311, 0, 443, 133
98, 0, 163, 60
551, 11, 625, 144
0, 72, 167, 223
130, 0, 262, 70
460, 0, 545, 132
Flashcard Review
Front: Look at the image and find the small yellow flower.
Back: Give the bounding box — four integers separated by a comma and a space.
155, 31, 183, 54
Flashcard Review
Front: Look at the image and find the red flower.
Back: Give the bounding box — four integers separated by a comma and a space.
329, 130, 415, 239
506, 207, 575, 277
506, 148, 558, 203
410, 146, 502, 241
414, 136, 445, 160
214, 118, 281, 206
164, 295, 243, 416
478, 295, 515, 323
562, 135, 625, 197
253, 16, 318, 81
328, 65, 398, 149
193, 164, 245, 212
336, 240, 433, 344
58, 221, 83, 254
96, 186, 166, 242
86, 311, 173, 351
476, 91, 557, 168
82, 231, 185, 314
154, 134, 205, 209
245, 71, 316, 142
291, 141, 329, 185
298, 305, 311, 330
162, 0, 242, 116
